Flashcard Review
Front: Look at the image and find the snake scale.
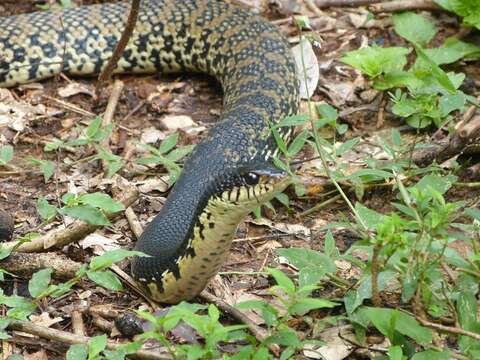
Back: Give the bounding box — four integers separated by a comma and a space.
0, 0, 299, 303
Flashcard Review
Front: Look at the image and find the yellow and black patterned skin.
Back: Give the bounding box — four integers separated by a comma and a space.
0, 0, 299, 303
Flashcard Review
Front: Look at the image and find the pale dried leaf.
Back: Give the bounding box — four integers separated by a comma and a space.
141, 126, 166, 144
160, 115, 197, 131
292, 38, 320, 99
58, 82, 95, 98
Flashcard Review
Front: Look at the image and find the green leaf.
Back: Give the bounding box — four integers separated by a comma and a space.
287, 130, 308, 157
360, 307, 433, 344
415, 45, 456, 94
393, 12, 437, 46
0, 145, 13, 165
78, 193, 124, 213
265, 329, 301, 347
289, 297, 337, 316
267, 268, 295, 295
28, 268, 52, 298
388, 345, 403, 360
412, 349, 450, 360
43, 139, 65, 152
89, 249, 147, 271
276, 114, 310, 127
337, 137, 360, 156
465, 207, 480, 221
86, 117, 103, 139
355, 203, 385, 229
59, 204, 110, 225
341, 46, 410, 78
158, 132, 179, 154
424, 37, 480, 65
37, 197, 58, 222
412, 174, 456, 195
165, 144, 195, 162
66, 344, 88, 360
276, 248, 336, 287
435, 0, 480, 29
316, 103, 338, 123
87, 270, 123, 291
89, 334, 108, 359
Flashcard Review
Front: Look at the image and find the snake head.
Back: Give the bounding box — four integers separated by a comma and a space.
216, 164, 291, 207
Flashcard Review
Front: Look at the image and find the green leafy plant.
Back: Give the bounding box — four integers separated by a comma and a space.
136, 132, 194, 185
37, 192, 124, 225
341, 12, 480, 129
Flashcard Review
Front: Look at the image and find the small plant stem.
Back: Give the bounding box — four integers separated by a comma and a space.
299, 193, 341, 217
416, 316, 480, 342
453, 182, 480, 188
297, 27, 368, 233
371, 242, 382, 307
457, 267, 480, 279
218, 271, 267, 276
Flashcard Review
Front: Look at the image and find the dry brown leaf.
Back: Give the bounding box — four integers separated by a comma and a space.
292, 38, 320, 100
58, 82, 95, 98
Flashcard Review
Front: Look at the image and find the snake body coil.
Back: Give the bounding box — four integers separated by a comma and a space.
0, 0, 299, 303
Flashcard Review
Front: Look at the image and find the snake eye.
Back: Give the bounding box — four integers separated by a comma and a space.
243, 172, 259, 185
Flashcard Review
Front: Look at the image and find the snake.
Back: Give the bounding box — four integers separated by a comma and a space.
0, 0, 299, 303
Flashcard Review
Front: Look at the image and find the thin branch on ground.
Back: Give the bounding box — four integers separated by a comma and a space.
369, 0, 442, 12
0, 252, 81, 279
6, 319, 171, 360
315, 0, 381, 8
95, 0, 140, 97
101, 80, 124, 172
416, 317, 480, 341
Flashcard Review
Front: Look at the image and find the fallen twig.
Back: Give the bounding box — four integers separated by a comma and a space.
416, 317, 480, 341
0, 252, 81, 279
315, 0, 381, 7
369, 0, 442, 12
101, 80, 124, 172
95, 0, 140, 96
6, 319, 171, 360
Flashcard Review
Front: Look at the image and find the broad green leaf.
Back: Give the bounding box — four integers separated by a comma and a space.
276, 114, 310, 127
341, 46, 410, 78
412, 349, 450, 360
355, 203, 385, 229
415, 45, 456, 94
393, 12, 437, 46
289, 297, 337, 315
360, 307, 433, 344
59, 205, 110, 225
37, 197, 57, 221
28, 268, 53, 298
89, 334, 108, 359
465, 208, 480, 221
424, 37, 480, 65
89, 249, 146, 271
86, 116, 103, 139
158, 132, 179, 154
267, 268, 295, 294
276, 248, 336, 287
411, 174, 456, 195
87, 270, 123, 291
66, 344, 88, 360
79, 193, 124, 213
287, 130, 308, 157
